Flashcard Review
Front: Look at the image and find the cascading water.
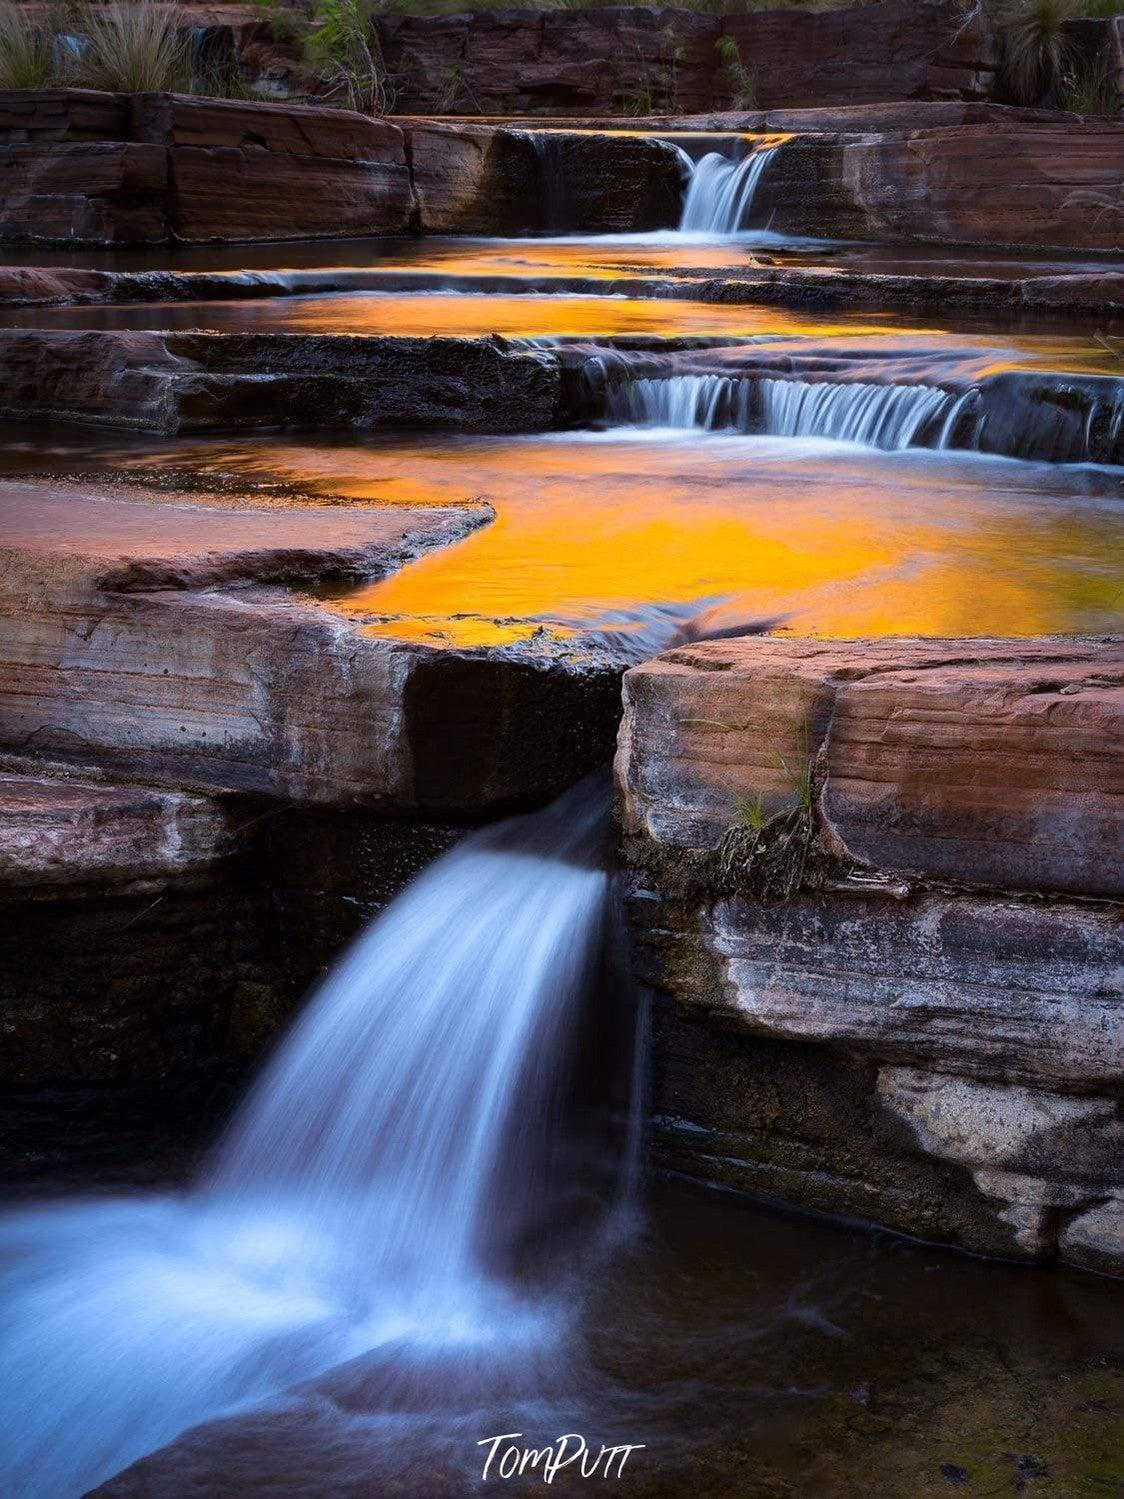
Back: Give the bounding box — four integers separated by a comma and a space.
757, 377, 955, 449
0, 771, 638, 1497
606, 374, 753, 431
678, 145, 778, 236
605, 371, 962, 452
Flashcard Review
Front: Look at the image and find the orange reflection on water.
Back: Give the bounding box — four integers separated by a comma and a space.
110, 432, 1123, 648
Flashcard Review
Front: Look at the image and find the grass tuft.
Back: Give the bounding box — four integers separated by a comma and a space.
0, 4, 56, 90
74, 2, 191, 94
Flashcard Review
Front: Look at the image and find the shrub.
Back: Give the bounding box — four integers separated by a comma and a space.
1058, 52, 1121, 113
716, 34, 758, 109
989, 0, 1077, 104
0, 4, 55, 90
75, 2, 191, 94
305, 0, 390, 115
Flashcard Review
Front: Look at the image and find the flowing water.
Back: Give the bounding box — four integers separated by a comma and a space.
2, 130, 1123, 1498
0, 776, 648, 1497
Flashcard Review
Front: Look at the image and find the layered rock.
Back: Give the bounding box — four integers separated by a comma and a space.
0, 329, 564, 433
759, 116, 1124, 251
0, 89, 684, 244
0, 480, 621, 812
0, 90, 413, 244
378, 0, 997, 115
618, 636, 1124, 1273
408, 122, 684, 235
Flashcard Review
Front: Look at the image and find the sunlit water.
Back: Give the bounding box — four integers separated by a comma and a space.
5, 426, 1119, 649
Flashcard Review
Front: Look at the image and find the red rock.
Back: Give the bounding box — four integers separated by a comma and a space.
0, 774, 233, 894
617, 636, 1124, 898
0, 480, 621, 813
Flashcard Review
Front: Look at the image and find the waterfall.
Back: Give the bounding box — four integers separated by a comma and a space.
678, 146, 777, 235
606, 372, 958, 452
606, 374, 752, 430
757, 378, 954, 450
0, 773, 639, 1497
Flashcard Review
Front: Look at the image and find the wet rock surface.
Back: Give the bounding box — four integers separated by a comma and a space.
0, 328, 564, 432
0, 479, 621, 811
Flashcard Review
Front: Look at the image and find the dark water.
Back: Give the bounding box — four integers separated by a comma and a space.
89, 1176, 1124, 1498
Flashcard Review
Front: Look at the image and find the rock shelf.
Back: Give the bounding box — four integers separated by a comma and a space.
618, 636, 1124, 1273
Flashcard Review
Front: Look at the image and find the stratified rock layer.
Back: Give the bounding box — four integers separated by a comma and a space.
0, 329, 564, 433
0, 480, 621, 812
618, 636, 1124, 1273
619, 636, 1124, 898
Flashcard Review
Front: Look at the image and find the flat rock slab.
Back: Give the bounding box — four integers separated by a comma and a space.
0, 329, 563, 433
0, 773, 233, 895
0, 480, 621, 812
618, 635, 1124, 898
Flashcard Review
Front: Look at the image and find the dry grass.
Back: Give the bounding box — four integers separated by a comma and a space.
0, 4, 55, 90
73, 2, 191, 93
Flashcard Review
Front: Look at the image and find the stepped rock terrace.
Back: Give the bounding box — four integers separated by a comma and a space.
0, 49, 1121, 1496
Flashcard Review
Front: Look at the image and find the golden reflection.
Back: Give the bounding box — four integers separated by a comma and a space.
8, 294, 1118, 377
116, 433, 1124, 647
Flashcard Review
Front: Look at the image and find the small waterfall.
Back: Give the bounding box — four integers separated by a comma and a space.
606, 372, 959, 452
607, 374, 752, 430
0, 771, 643, 1497
758, 378, 955, 450
678, 146, 777, 235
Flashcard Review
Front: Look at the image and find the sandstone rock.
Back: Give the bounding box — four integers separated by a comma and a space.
0, 329, 564, 433
721, 0, 997, 111
409, 122, 684, 235
0, 481, 621, 813
0, 89, 413, 244
759, 118, 1124, 251
630, 888, 1123, 1091
618, 636, 1124, 898
0, 774, 234, 894
633, 886, 1123, 1268
378, 1, 994, 116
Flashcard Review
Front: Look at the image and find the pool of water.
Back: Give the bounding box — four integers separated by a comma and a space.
3, 293, 1122, 378
4, 426, 1121, 649
2, 232, 1117, 281
86, 1175, 1124, 1497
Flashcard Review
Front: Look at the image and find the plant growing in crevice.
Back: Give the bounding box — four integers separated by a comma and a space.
304, 0, 392, 116
715, 34, 757, 110
988, 0, 1077, 105
716, 717, 827, 900
1058, 52, 1121, 114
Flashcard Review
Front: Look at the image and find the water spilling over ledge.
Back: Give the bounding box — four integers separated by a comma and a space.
0, 74, 1122, 1499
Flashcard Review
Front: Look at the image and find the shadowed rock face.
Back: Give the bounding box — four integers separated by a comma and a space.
617, 635, 1124, 1273
0, 91, 685, 245
377, 0, 997, 116
757, 120, 1124, 252
0, 329, 564, 433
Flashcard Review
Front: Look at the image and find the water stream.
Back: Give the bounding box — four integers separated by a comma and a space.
0, 775, 646, 1497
